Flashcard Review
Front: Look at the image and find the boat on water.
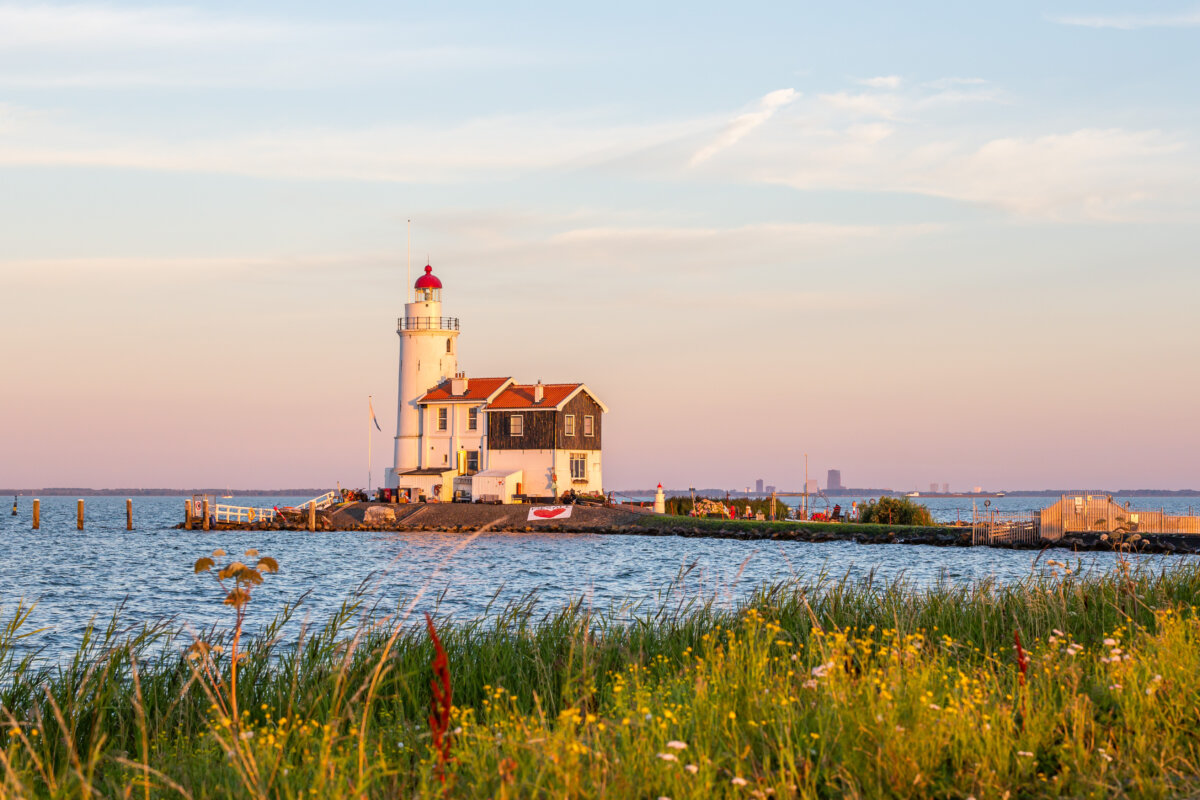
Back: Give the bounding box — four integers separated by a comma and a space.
222, 487, 233, 499
906, 491, 920, 497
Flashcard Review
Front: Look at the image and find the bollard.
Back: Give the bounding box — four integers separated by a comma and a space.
126, 498, 133, 531
202, 498, 210, 532
77, 499, 84, 530
32, 499, 39, 530
308, 501, 316, 532
185, 500, 193, 530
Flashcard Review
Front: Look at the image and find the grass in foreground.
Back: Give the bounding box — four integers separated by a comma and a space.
3, 558, 1200, 797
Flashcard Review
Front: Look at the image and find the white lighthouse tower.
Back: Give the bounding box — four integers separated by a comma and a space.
385, 264, 459, 488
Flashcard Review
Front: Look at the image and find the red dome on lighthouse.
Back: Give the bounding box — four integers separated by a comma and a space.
414, 264, 442, 289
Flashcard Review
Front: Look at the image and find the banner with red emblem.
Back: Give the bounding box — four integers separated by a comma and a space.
528, 505, 572, 521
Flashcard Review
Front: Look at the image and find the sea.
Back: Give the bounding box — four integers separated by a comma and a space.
2, 494, 1197, 662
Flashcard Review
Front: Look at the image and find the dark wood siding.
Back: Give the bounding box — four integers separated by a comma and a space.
486, 410, 556, 450
486, 391, 604, 451
558, 392, 602, 452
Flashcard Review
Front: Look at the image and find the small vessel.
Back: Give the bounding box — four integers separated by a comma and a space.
906, 491, 920, 497
222, 487, 234, 499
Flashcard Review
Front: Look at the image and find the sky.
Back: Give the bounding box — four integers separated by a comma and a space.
1, 1, 1198, 492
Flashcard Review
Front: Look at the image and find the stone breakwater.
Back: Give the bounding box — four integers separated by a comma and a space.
172, 503, 1200, 555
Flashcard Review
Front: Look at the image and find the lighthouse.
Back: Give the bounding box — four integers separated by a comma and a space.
386, 264, 459, 487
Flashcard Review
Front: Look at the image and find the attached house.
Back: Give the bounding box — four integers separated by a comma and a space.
481, 382, 607, 501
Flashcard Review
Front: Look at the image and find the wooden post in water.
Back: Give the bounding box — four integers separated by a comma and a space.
185, 500, 193, 530
32, 499, 39, 530
126, 499, 133, 531
77, 499, 84, 530
308, 501, 316, 532
202, 498, 210, 531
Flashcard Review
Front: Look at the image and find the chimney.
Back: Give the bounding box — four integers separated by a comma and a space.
533, 380, 544, 404
451, 372, 468, 396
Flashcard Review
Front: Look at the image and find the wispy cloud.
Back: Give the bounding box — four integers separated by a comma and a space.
857, 75, 902, 89
689, 88, 797, 166
1049, 9, 1200, 29
0, 3, 529, 88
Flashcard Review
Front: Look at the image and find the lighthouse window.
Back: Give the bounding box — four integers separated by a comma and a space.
564, 414, 575, 436
583, 416, 594, 437
570, 453, 587, 480
468, 407, 479, 430
510, 415, 523, 437
437, 408, 448, 431
446, 338, 452, 354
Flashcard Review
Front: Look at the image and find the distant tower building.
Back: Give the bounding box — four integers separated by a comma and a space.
942, 482, 950, 494
930, 482, 939, 493
827, 469, 842, 493
765, 485, 776, 494
805, 478, 819, 494
755, 479, 764, 494
389, 265, 460, 483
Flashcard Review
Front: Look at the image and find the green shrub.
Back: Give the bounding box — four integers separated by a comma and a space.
664, 495, 789, 519
857, 496, 934, 526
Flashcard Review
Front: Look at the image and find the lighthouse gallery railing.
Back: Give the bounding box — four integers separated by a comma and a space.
397, 316, 460, 331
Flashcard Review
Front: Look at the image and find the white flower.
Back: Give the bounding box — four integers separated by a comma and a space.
811, 661, 835, 678
802, 679, 818, 690
1109, 683, 1122, 691
1017, 751, 1033, 758
657, 752, 678, 762
731, 776, 748, 786
1052, 629, 1065, 637
1103, 638, 1118, 647
685, 764, 699, 774
666, 740, 687, 750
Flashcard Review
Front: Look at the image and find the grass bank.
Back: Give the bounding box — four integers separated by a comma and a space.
4, 558, 1200, 797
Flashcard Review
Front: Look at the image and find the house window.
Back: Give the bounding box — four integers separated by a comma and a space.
466, 450, 479, 473
583, 415, 594, 437
570, 453, 587, 480
437, 408, 448, 431
564, 414, 575, 436
510, 415, 523, 437
468, 407, 479, 431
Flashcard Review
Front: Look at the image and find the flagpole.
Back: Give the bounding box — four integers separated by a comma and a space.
406, 219, 412, 303
368, 395, 373, 494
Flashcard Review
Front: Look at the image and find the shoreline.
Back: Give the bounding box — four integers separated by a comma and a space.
176, 503, 1200, 555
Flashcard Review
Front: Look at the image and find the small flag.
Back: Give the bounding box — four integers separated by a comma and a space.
368, 396, 382, 431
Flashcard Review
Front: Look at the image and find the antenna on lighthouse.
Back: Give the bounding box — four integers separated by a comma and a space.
406, 219, 412, 302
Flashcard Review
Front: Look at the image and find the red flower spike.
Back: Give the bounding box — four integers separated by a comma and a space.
1014, 630, 1029, 687
426, 612, 454, 786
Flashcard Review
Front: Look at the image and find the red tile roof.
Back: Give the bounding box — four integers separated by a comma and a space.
418, 377, 512, 403
485, 383, 582, 410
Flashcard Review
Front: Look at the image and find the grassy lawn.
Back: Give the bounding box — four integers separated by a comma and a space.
640, 513, 961, 537
3, 556, 1198, 797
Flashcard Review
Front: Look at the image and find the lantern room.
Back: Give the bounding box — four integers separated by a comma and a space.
414, 264, 442, 302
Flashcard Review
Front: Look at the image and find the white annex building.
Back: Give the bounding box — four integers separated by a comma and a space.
382, 264, 607, 503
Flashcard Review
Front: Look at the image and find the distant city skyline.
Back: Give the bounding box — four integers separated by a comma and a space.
2, 1, 1198, 490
